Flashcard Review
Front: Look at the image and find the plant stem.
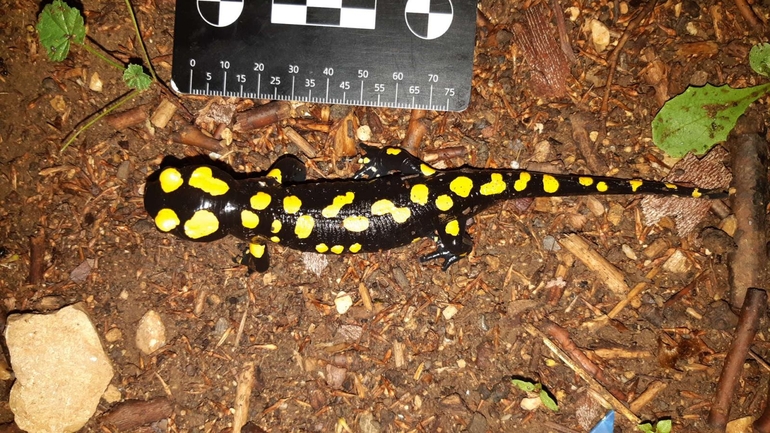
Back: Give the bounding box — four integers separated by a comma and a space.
124, 0, 157, 83
61, 89, 141, 151
79, 41, 124, 71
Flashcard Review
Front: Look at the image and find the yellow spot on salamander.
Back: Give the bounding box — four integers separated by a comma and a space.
155, 208, 180, 232
316, 243, 329, 253
445, 220, 460, 236
270, 236, 280, 243
629, 180, 643, 192
596, 181, 608, 192
371, 199, 411, 223
579, 176, 594, 186
410, 184, 429, 205
241, 210, 259, 229
542, 175, 559, 193
450, 176, 473, 198
342, 215, 370, 232
692, 188, 702, 198
250, 192, 272, 210
267, 168, 282, 184
159, 168, 183, 193
349, 243, 362, 253
184, 210, 219, 239
188, 167, 230, 196
283, 195, 302, 214
331, 245, 344, 254
294, 215, 315, 239
480, 173, 506, 196
386, 148, 402, 155
420, 164, 436, 176
435, 194, 453, 211
271, 220, 282, 233
322, 192, 355, 218
249, 243, 266, 259
514, 172, 531, 191
665, 183, 678, 190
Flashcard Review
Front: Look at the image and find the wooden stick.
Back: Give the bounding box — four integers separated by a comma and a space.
234, 101, 291, 132
559, 234, 629, 295
708, 288, 767, 428
28, 229, 45, 284
526, 324, 640, 424
233, 362, 256, 433
629, 380, 667, 413
170, 124, 223, 154
100, 398, 174, 431
105, 105, 148, 130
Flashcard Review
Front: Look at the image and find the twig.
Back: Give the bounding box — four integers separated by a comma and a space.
402, 110, 429, 154
600, 1, 657, 119
124, 0, 158, 83
234, 101, 291, 132
732, 0, 764, 34
28, 229, 45, 284
727, 131, 768, 307
708, 288, 767, 428
559, 234, 629, 295
233, 362, 256, 433
755, 380, 770, 432
105, 105, 148, 130
100, 398, 174, 431
628, 380, 667, 413
549, 0, 576, 63
61, 89, 141, 150
526, 323, 640, 424
171, 124, 224, 154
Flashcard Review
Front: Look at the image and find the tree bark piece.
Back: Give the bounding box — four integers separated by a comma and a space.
100, 397, 174, 431
708, 288, 767, 429
727, 132, 768, 307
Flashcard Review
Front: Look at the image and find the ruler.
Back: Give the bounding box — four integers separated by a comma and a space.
171, 0, 477, 111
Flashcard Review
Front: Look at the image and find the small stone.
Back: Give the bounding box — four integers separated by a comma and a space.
89, 72, 103, 92
104, 327, 123, 343
135, 310, 166, 355
467, 412, 488, 433
116, 161, 131, 181
102, 384, 122, 404
589, 19, 610, 52
542, 235, 560, 252
621, 244, 638, 260
6, 304, 113, 433
356, 125, 372, 142
442, 304, 459, 320
358, 411, 381, 433
520, 396, 542, 411
335, 292, 353, 314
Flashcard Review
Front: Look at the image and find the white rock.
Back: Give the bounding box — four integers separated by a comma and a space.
135, 310, 166, 355
6, 304, 113, 433
335, 292, 353, 315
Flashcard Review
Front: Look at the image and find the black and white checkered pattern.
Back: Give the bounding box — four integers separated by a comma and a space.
197, 0, 244, 27
272, 0, 377, 29
404, 0, 453, 39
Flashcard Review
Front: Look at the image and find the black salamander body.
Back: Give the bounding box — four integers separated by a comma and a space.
144, 145, 726, 272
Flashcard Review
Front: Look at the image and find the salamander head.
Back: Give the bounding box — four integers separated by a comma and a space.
144, 165, 240, 242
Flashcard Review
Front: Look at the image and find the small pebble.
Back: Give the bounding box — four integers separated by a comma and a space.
116, 160, 131, 180
542, 235, 560, 252
89, 72, 103, 92
335, 292, 353, 314
105, 327, 123, 342
135, 310, 166, 355
442, 304, 458, 320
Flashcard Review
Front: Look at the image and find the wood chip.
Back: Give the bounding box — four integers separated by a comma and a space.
559, 234, 630, 295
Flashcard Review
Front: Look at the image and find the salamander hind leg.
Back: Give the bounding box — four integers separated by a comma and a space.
241, 239, 270, 273
420, 217, 473, 270
354, 144, 437, 179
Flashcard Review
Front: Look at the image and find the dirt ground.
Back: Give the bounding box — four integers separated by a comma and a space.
1, 0, 769, 431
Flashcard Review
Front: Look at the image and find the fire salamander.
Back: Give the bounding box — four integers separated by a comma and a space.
144, 145, 726, 272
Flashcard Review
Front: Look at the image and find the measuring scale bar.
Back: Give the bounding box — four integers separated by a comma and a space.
172, 0, 477, 111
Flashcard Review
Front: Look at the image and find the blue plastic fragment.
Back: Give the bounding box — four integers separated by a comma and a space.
590, 410, 615, 433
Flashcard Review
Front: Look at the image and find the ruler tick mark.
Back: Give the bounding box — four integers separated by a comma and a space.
223, 72, 227, 93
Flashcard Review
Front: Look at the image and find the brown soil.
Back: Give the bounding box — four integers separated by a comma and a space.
0, 0, 768, 432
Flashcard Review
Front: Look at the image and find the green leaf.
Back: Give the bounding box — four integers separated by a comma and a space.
750, 43, 770, 77
36, 0, 85, 62
123, 64, 152, 90
638, 423, 654, 433
539, 389, 559, 412
511, 379, 536, 392
655, 419, 672, 433
652, 83, 770, 157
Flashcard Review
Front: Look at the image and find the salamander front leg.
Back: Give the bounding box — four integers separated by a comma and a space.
419, 218, 473, 270
241, 239, 270, 273
354, 144, 437, 179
